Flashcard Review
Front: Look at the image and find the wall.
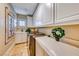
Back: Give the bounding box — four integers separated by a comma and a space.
38, 25, 79, 47
0, 3, 16, 55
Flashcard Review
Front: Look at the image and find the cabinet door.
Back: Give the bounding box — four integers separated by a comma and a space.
36, 41, 48, 56
42, 3, 52, 25
29, 36, 36, 56
55, 3, 79, 25
33, 4, 44, 26
33, 3, 53, 26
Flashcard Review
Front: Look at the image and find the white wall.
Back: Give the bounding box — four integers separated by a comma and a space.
0, 3, 16, 55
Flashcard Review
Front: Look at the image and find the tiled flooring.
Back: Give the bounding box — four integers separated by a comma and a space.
8, 43, 29, 56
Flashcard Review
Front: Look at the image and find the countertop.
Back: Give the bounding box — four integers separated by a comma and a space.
35, 36, 79, 56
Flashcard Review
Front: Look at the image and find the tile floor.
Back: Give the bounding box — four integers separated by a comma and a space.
7, 43, 29, 56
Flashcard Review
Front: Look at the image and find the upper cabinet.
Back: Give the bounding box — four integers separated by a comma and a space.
55, 3, 79, 25
43, 3, 52, 25
33, 3, 79, 27
33, 3, 53, 26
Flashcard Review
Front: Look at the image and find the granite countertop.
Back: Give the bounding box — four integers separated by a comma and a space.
35, 36, 79, 56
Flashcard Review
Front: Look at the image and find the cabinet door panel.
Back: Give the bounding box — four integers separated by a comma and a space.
56, 3, 79, 20
42, 3, 52, 25
55, 3, 79, 25
33, 3, 53, 26
36, 41, 48, 56
33, 4, 44, 26
29, 36, 36, 56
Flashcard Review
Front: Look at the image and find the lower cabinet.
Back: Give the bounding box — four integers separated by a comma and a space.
29, 35, 48, 56
29, 35, 36, 56
36, 41, 48, 56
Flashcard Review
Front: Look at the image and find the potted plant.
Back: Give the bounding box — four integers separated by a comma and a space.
25, 28, 31, 34
52, 27, 65, 41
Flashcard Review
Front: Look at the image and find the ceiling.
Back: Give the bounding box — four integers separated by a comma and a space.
11, 3, 38, 15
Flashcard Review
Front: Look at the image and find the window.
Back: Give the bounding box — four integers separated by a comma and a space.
14, 19, 17, 27
19, 20, 26, 26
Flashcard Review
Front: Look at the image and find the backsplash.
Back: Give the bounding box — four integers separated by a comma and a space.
38, 28, 53, 37
38, 24, 79, 47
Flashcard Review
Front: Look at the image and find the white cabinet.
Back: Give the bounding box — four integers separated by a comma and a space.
36, 41, 48, 56
33, 4, 43, 26
42, 3, 52, 25
33, 3, 79, 27
36, 36, 79, 56
15, 32, 27, 43
33, 3, 53, 26
55, 3, 79, 25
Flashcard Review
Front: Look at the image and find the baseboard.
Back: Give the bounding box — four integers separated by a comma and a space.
3, 42, 15, 56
